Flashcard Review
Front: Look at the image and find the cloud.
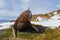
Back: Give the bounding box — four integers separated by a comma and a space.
20, 0, 31, 10
21, 0, 31, 4
0, 0, 59, 17
0, 0, 4, 8
56, 5, 60, 7
31, 8, 50, 15
0, 0, 18, 16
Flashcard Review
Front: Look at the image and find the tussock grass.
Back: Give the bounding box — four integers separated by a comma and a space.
0, 27, 60, 40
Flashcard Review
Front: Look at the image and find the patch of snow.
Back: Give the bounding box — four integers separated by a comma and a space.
0, 22, 14, 30
31, 20, 60, 29
50, 14, 60, 19
53, 11, 57, 15
31, 14, 60, 29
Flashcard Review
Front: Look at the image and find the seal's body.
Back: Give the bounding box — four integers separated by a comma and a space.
13, 9, 32, 37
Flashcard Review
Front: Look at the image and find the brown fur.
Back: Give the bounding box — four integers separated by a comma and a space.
13, 10, 32, 38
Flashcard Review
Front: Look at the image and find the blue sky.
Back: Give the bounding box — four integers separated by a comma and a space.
0, 0, 60, 17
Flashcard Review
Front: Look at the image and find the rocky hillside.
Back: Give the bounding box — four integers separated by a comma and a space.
32, 10, 60, 19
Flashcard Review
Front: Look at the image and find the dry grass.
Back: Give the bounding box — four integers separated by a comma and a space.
0, 27, 60, 40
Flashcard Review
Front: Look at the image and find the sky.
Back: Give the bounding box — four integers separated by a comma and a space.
0, 0, 60, 17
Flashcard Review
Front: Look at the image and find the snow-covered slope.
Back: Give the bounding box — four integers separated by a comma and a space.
31, 14, 60, 29
50, 14, 60, 20
0, 22, 14, 30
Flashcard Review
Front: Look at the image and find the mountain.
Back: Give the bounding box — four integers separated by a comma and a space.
32, 10, 60, 19
31, 12, 60, 29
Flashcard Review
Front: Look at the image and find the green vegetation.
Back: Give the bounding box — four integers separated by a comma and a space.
0, 28, 13, 40
0, 27, 60, 40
